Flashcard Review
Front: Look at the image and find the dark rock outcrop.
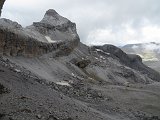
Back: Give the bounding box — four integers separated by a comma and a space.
0, 82, 8, 94
75, 59, 91, 68
0, 0, 5, 16
0, 83, 5, 94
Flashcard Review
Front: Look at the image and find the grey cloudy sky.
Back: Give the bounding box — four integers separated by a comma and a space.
2, 0, 160, 46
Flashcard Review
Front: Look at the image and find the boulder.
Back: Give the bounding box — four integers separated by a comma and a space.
75, 59, 91, 68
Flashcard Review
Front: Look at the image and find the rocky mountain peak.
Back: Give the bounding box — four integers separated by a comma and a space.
45, 9, 58, 17
40, 9, 69, 27
0, 8, 79, 57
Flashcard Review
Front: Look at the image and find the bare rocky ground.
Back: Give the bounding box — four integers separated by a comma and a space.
0, 3, 160, 119
0, 57, 112, 120
0, 44, 160, 120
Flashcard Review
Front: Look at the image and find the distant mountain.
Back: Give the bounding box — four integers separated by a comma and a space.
122, 42, 160, 72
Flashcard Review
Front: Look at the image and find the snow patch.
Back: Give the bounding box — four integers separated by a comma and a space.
56, 81, 71, 86
14, 69, 21, 73
100, 56, 105, 60
45, 36, 57, 43
96, 49, 110, 55
96, 49, 104, 52
71, 73, 77, 78
95, 57, 99, 60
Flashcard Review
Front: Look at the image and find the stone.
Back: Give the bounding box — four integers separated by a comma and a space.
36, 114, 42, 119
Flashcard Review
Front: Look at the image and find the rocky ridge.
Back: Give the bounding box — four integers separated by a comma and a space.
93, 44, 160, 82
0, 9, 79, 57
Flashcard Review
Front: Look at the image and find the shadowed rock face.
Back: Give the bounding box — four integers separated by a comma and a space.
0, 18, 63, 57
93, 44, 142, 66
93, 44, 160, 82
0, 83, 5, 94
0, 9, 80, 57
0, 0, 5, 16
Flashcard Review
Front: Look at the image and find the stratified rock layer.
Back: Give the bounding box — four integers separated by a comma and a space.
0, 9, 80, 57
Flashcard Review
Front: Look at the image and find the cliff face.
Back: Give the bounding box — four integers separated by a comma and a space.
0, 9, 79, 57
0, 0, 5, 16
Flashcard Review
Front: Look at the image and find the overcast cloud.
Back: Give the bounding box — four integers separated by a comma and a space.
2, 0, 160, 46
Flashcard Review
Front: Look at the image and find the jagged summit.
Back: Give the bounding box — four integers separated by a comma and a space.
40, 9, 70, 27
29, 9, 79, 41
45, 9, 58, 17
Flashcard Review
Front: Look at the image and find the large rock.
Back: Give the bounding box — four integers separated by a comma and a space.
0, 0, 5, 16
0, 9, 80, 57
74, 59, 91, 68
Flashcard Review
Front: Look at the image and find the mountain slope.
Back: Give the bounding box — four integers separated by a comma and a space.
0, 8, 160, 120
0, 57, 115, 120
